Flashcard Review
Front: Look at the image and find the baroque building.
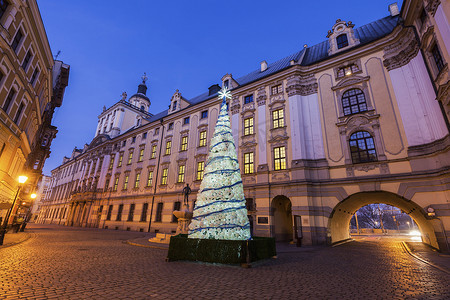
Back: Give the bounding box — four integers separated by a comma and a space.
0, 0, 69, 224
38, 1, 450, 251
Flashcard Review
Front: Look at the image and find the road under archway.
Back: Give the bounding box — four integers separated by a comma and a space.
328, 191, 439, 249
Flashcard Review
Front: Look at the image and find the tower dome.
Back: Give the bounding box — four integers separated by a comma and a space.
129, 73, 151, 112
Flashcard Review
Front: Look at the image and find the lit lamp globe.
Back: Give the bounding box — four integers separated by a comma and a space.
31, 193, 37, 199
18, 176, 28, 184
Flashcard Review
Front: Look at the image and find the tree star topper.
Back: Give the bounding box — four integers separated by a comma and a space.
218, 86, 232, 100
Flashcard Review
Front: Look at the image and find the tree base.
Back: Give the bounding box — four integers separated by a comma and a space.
167, 235, 276, 265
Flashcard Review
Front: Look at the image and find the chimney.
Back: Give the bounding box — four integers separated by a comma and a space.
261, 60, 268, 72
388, 3, 399, 16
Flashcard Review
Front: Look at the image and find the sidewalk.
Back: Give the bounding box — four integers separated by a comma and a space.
0, 230, 32, 248
405, 242, 450, 273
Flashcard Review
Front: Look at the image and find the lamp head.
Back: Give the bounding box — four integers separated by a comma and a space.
18, 176, 28, 184
31, 193, 37, 199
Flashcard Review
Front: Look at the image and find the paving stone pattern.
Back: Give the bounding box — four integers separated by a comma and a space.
0, 224, 449, 299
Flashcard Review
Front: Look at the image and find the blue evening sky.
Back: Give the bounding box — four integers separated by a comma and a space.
38, 0, 403, 175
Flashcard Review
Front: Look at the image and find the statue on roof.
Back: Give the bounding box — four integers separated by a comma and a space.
121, 92, 127, 101
141, 72, 148, 84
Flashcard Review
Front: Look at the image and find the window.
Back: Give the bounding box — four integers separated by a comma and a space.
109, 155, 115, 170
13, 102, 24, 124
140, 203, 148, 222
118, 153, 123, 167
172, 101, 177, 111
178, 165, 185, 183
132, 136, 136, 143
134, 172, 140, 188
151, 144, 157, 159
431, 44, 444, 73
180, 136, 188, 151
244, 117, 254, 135
11, 29, 23, 52
161, 168, 168, 185
223, 79, 229, 88
128, 204, 135, 222
349, 131, 377, 164
30, 68, 39, 85
146, 170, 153, 187
271, 84, 282, 95
142, 132, 147, 139
337, 64, 359, 77
172, 201, 181, 222
123, 175, 129, 190
0, 0, 9, 19
199, 130, 207, 147
138, 148, 144, 162
336, 34, 348, 49
244, 94, 253, 104
154, 128, 160, 135
165, 141, 171, 155
122, 140, 126, 147
201, 110, 208, 119
127, 150, 133, 164
0, 70, 3, 85
419, 8, 427, 28
155, 202, 163, 222
183, 117, 190, 125
3, 88, 15, 112
197, 161, 204, 180
272, 109, 284, 128
106, 205, 113, 220
22, 51, 32, 70
168, 122, 174, 130
116, 204, 124, 221
244, 152, 254, 174
104, 177, 110, 190
274, 146, 286, 170
342, 88, 367, 116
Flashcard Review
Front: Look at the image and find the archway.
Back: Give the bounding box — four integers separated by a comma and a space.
328, 191, 439, 249
271, 195, 293, 242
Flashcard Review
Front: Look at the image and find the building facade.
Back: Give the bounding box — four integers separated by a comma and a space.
38, 1, 450, 251
0, 0, 69, 224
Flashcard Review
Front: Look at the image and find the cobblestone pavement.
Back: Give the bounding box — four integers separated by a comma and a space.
1, 224, 449, 299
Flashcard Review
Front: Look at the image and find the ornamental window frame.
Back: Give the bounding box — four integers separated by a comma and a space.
196, 161, 204, 181
201, 110, 208, 119
244, 117, 254, 136
113, 175, 119, 191
161, 168, 168, 185
244, 152, 254, 174
134, 171, 141, 189
138, 147, 145, 162
333, 78, 375, 119
336, 34, 349, 49
349, 131, 378, 164
177, 165, 185, 183
165, 140, 172, 155
341, 88, 368, 116
151, 144, 157, 159
117, 152, 124, 167
123, 173, 129, 190
146, 169, 154, 187
199, 130, 207, 147
180, 136, 188, 152
271, 84, 282, 95
127, 149, 134, 165
244, 94, 254, 104
272, 108, 285, 129
183, 116, 190, 125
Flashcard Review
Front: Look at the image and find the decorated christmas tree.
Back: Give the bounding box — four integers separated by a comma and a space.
188, 87, 251, 240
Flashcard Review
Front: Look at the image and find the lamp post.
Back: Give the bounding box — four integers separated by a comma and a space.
0, 175, 28, 245
19, 193, 36, 232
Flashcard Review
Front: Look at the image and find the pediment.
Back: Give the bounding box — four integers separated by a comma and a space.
332, 75, 370, 90
88, 134, 111, 149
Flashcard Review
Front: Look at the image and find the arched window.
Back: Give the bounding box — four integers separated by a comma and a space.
342, 88, 367, 116
349, 131, 377, 163
336, 34, 348, 49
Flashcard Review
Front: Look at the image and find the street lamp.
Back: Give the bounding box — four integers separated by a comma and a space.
0, 175, 28, 245
20, 192, 37, 232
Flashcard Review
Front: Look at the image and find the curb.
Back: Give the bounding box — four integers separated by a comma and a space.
125, 240, 169, 250
0, 231, 33, 249
401, 241, 450, 274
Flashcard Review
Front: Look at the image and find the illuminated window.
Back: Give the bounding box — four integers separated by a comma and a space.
161, 168, 168, 185
117, 153, 123, 167
178, 165, 185, 183
123, 175, 129, 190
337, 34, 348, 49
274, 146, 286, 170
244, 94, 253, 104
127, 150, 133, 164
342, 89, 367, 116
271, 84, 282, 95
337, 64, 359, 77
197, 161, 204, 180
109, 155, 115, 170
113, 176, 119, 191
349, 131, 377, 164
138, 148, 144, 162
165, 141, 171, 155
199, 131, 207, 147
244, 152, 254, 174
146, 170, 153, 187
272, 109, 284, 128
180, 136, 188, 151
244, 117, 254, 135
134, 172, 140, 188
151, 145, 157, 159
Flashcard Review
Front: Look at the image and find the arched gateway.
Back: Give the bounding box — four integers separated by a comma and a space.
328, 191, 440, 249
271, 195, 293, 242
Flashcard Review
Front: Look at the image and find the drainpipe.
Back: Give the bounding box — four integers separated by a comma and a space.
148, 118, 165, 233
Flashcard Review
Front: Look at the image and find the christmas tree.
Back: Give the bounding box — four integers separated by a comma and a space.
188, 87, 251, 240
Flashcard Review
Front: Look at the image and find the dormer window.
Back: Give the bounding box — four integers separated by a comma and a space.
140, 105, 145, 111
172, 101, 177, 111
223, 80, 229, 88
337, 64, 359, 78
336, 34, 348, 49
